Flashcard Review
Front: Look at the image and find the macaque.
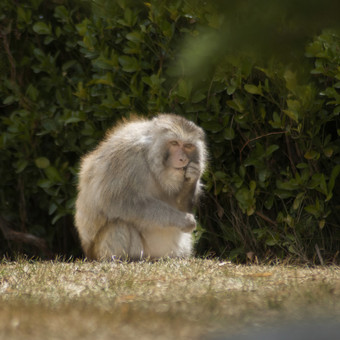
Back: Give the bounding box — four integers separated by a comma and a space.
75, 114, 207, 260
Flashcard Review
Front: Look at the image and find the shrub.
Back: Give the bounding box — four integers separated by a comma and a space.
198, 31, 340, 262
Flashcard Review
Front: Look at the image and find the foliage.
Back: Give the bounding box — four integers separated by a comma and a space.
0, 0, 339, 262
197, 29, 340, 262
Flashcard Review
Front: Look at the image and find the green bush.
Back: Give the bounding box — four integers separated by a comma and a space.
198, 31, 340, 262
0, 0, 339, 262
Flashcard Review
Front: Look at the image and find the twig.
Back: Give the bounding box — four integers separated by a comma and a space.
0, 29, 16, 81
285, 133, 297, 174
255, 211, 277, 227
239, 131, 286, 162
315, 244, 324, 266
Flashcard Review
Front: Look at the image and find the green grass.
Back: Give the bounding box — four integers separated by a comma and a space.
0, 258, 339, 339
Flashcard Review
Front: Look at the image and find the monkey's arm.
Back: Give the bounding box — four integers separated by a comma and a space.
176, 162, 202, 212
124, 161, 200, 231
176, 181, 198, 212
94, 147, 197, 232
107, 194, 196, 232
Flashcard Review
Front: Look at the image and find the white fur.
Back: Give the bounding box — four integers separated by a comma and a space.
141, 228, 192, 258
75, 114, 206, 261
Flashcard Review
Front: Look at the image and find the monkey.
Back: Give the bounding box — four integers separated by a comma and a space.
74, 113, 207, 260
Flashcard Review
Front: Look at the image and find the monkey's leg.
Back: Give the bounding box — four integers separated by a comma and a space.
88, 221, 144, 260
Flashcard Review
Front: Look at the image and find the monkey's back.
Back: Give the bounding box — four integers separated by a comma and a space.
75, 119, 152, 253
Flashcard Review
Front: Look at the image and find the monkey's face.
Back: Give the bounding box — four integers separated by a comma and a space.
165, 140, 196, 171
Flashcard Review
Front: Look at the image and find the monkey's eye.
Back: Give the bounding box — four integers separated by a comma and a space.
184, 143, 195, 151
170, 140, 179, 146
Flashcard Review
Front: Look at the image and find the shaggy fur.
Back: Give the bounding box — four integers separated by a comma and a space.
75, 114, 207, 260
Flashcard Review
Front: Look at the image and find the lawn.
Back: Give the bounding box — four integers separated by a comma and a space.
0, 258, 339, 339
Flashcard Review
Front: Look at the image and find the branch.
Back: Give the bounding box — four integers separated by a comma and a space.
0, 216, 52, 257
0, 29, 16, 81
255, 211, 277, 227
239, 131, 286, 162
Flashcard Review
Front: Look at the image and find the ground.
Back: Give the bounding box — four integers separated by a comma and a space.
0, 258, 339, 339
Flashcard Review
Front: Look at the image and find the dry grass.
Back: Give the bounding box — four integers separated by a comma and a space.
0, 258, 339, 339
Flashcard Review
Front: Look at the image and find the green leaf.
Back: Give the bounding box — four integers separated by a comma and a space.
235, 185, 256, 216
142, 74, 165, 89
214, 171, 227, 181
76, 18, 91, 36
326, 165, 340, 201
33, 21, 52, 35
35, 157, 50, 169
119, 93, 130, 106
293, 192, 305, 210
3, 96, 16, 105
266, 144, 279, 156
81, 122, 95, 136
44, 166, 63, 183
323, 146, 333, 158
296, 163, 308, 169
49, 202, 58, 215
284, 70, 298, 92
64, 117, 84, 124
283, 110, 299, 123
177, 79, 192, 100
284, 99, 300, 123
52, 212, 66, 224
93, 55, 118, 70
54, 6, 69, 22
87, 73, 114, 87
226, 98, 244, 113
37, 179, 53, 189
118, 56, 140, 72
17, 7, 32, 24
276, 179, 299, 191
235, 188, 249, 213
266, 238, 277, 246
304, 150, 320, 160
264, 195, 274, 209
26, 84, 39, 101
33, 48, 45, 60
269, 112, 282, 128
333, 106, 340, 116
319, 220, 326, 230
126, 31, 144, 43
223, 127, 235, 140
62, 60, 77, 72
304, 205, 319, 218
258, 168, 271, 183
192, 91, 206, 103
249, 180, 256, 195
201, 121, 225, 133
244, 84, 263, 96
14, 160, 28, 173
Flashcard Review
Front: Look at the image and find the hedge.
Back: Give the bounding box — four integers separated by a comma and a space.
0, 0, 339, 262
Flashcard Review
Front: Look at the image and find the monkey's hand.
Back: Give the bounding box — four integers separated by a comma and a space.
181, 213, 196, 233
184, 162, 201, 183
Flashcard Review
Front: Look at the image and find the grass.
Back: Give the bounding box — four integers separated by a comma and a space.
0, 258, 339, 339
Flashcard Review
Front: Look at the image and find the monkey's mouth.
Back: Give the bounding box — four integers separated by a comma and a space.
175, 166, 187, 171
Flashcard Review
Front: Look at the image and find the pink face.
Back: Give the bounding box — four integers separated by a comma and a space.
167, 140, 196, 170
